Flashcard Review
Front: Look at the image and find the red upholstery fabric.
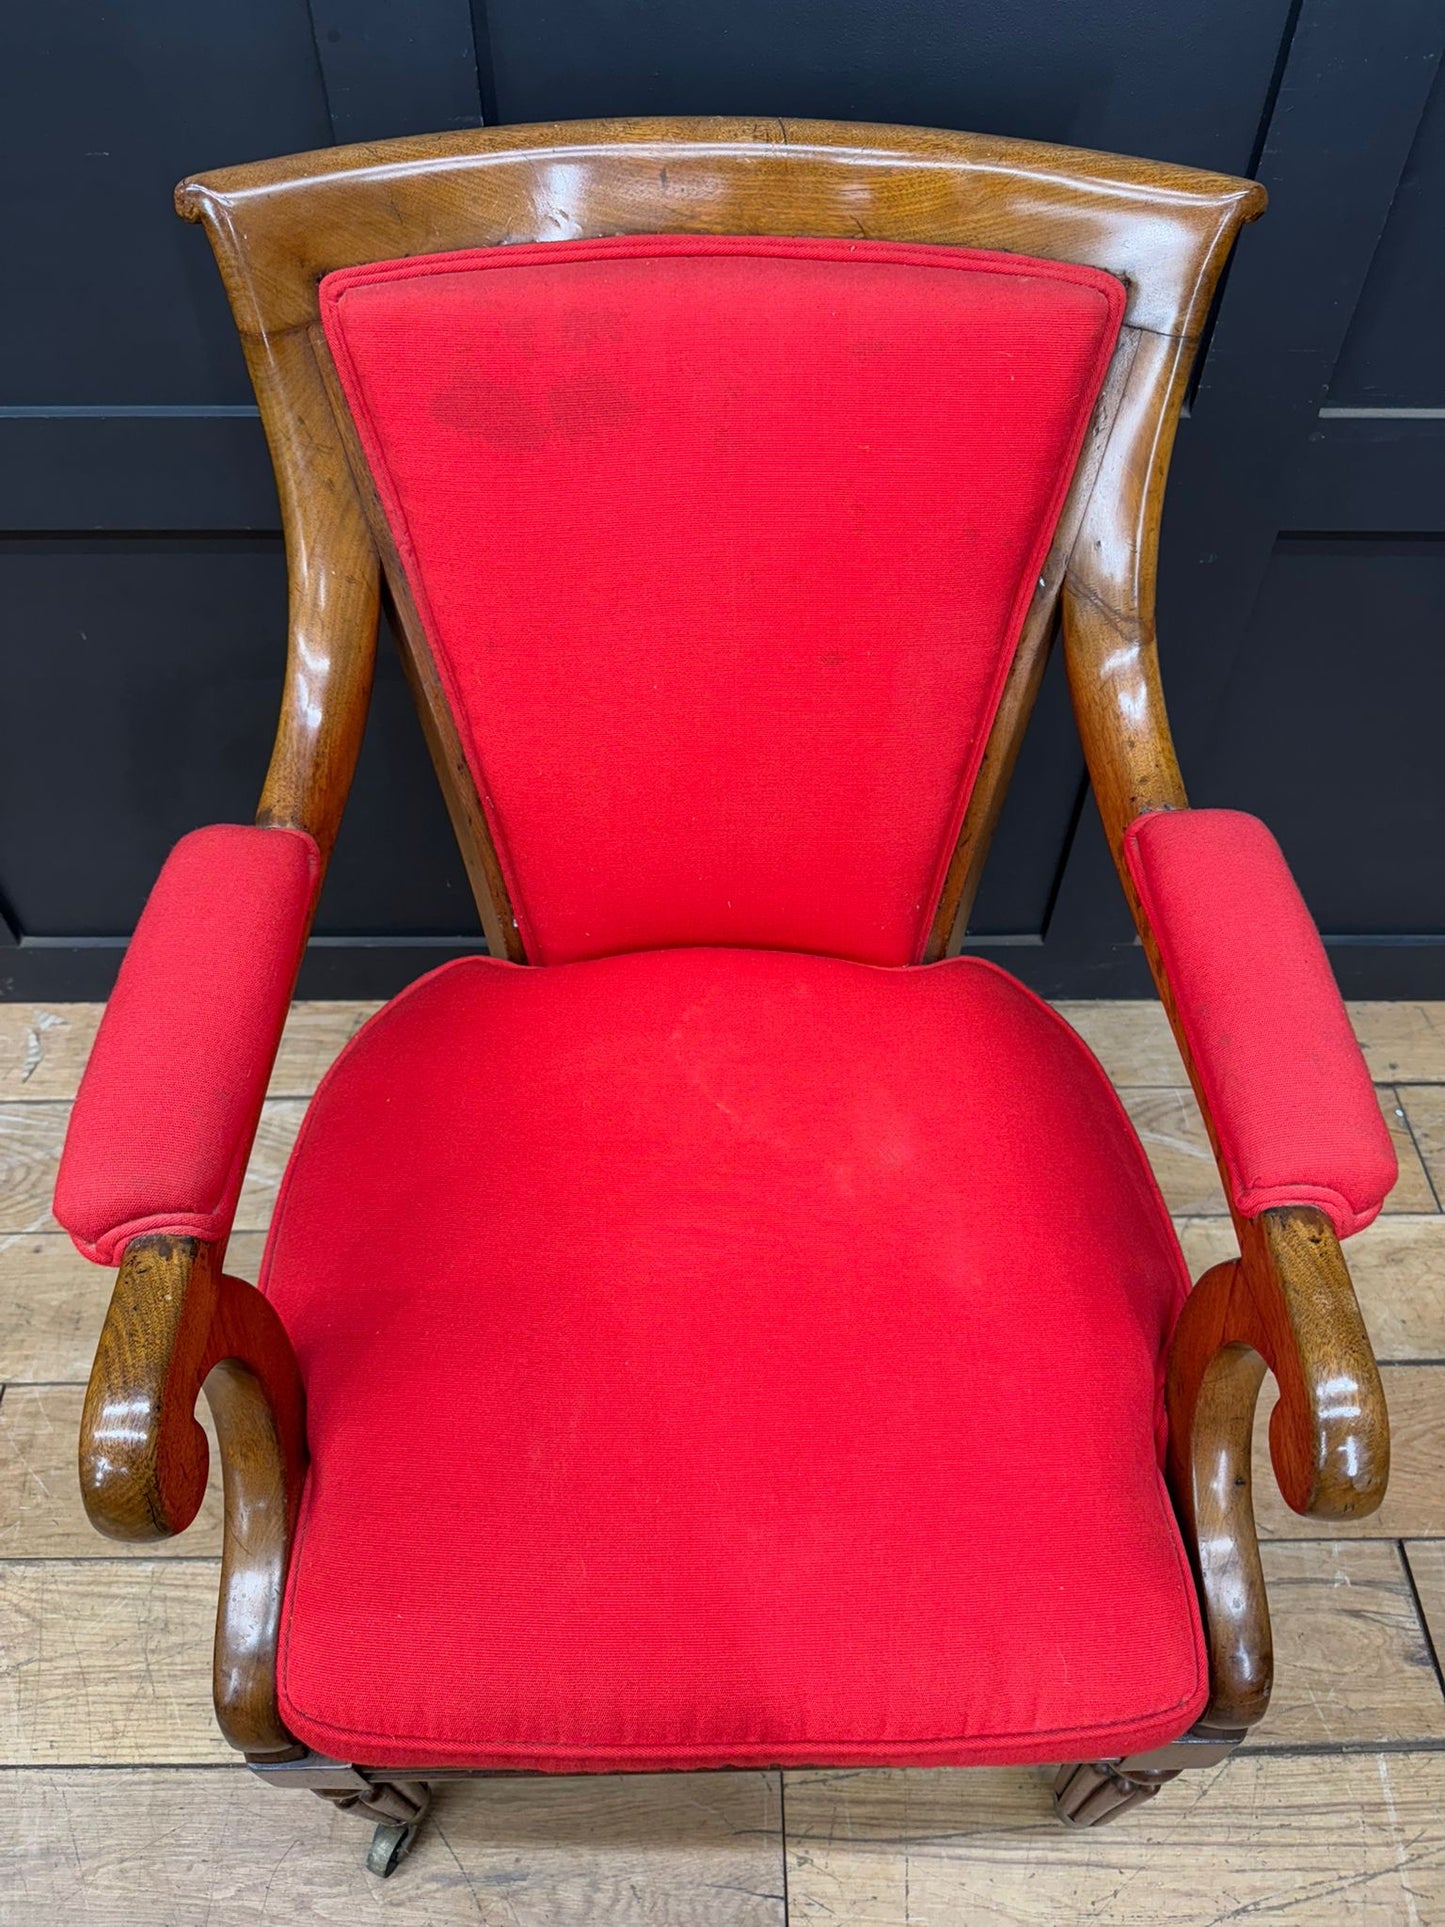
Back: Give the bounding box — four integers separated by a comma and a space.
1124, 809, 1396, 1237
321, 237, 1124, 965
264, 946, 1205, 1770
54, 825, 320, 1264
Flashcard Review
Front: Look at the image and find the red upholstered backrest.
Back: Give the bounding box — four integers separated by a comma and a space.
322, 237, 1124, 965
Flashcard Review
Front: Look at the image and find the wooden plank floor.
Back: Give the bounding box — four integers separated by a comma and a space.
2, 998, 1443, 1924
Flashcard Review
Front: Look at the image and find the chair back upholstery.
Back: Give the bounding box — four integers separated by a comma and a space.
321, 234, 1122, 963
178, 120, 1264, 962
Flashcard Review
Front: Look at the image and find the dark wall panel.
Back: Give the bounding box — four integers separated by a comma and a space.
308, 0, 482, 142
2, 2, 1441, 996
1196, 536, 1445, 935
0, 1, 332, 407
0, 539, 470, 940
325, 622, 479, 940
966, 646, 1084, 941
1328, 64, 1445, 408
479, 0, 1291, 175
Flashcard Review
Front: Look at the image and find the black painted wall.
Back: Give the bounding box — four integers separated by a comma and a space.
1, 0, 1441, 998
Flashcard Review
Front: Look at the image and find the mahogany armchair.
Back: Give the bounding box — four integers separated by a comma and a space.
57, 119, 1395, 1875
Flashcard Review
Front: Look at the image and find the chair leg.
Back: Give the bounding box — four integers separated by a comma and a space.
314, 1778, 434, 1876
1053, 1727, 1246, 1828
1053, 1757, 1178, 1826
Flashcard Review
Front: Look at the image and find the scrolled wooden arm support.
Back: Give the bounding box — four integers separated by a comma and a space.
1062, 386, 1391, 1732
1164, 1205, 1388, 1731
79, 1233, 308, 1759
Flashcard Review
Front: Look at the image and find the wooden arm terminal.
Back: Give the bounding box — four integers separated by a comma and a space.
81, 1234, 308, 1758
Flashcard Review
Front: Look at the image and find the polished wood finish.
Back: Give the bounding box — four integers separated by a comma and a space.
1055, 255, 1394, 1734
174, 118, 1264, 340
1060, 323, 1193, 846
1054, 1756, 1183, 1828
246, 329, 379, 864
175, 116, 1264, 961
1166, 1283, 1274, 1730
929, 331, 1140, 954
1164, 1207, 1388, 1731
1253, 1365, 1445, 1540
1054, 201, 1393, 1742
79, 1234, 307, 1757
27, 1014, 1439, 1896
11, 1541, 1429, 1766
64, 117, 1378, 1798
21, 1366, 1445, 1558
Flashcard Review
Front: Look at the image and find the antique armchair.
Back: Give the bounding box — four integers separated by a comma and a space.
57, 120, 1396, 1875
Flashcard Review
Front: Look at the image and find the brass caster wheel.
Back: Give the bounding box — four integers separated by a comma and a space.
367, 1818, 421, 1878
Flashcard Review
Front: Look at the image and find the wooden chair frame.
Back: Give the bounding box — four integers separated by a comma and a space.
76, 118, 1387, 1861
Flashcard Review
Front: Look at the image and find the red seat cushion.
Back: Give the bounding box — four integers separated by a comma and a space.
263, 947, 1206, 1771
321, 237, 1124, 965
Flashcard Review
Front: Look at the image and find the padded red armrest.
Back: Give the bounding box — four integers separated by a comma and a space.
55, 825, 321, 1264
1123, 809, 1396, 1238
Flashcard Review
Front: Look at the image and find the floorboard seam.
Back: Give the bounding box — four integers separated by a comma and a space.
10, 1739, 1445, 1772
1401, 1541, 1445, 1702
778, 1767, 791, 1925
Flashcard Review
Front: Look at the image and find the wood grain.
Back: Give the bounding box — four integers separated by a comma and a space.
0, 1108, 74, 1237
0, 1232, 267, 1383
0, 1766, 784, 1925
22, 1044, 1432, 1239
928, 334, 1139, 956
78, 1236, 308, 1756
179, 118, 1262, 338
269, 1002, 379, 1097
1163, 1208, 1390, 1731
5, 1540, 1434, 1769
0, 1008, 100, 1103
1398, 1085, 1445, 1210
1256, 1366, 1445, 1539
1059, 999, 1445, 1088
1121, 1086, 1231, 1214
1052, 1000, 1187, 1086
175, 118, 1262, 960
0, 1350, 1415, 1557
782, 1752, 1445, 1925
3, 1216, 1423, 1389
0, 1002, 381, 1105
36, 1070, 1436, 1242
233, 1100, 307, 1232
1124, 1084, 1436, 1216
0, 1235, 116, 1384
1177, 1214, 1445, 1360
0, 1561, 230, 1764
1402, 1542, 1445, 1666
312, 321, 527, 962
0, 1101, 305, 1236
1252, 1541, 1445, 1746
0, 1386, 223, 1557
6, 999, 1438, 1107
1351, 1004, 1445, 1084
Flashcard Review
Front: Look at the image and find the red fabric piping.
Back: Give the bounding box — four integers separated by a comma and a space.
320, 236, 1125, 964
265, 947, 1205, 1768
